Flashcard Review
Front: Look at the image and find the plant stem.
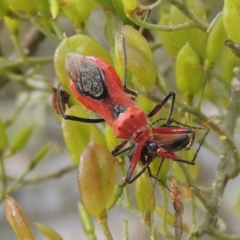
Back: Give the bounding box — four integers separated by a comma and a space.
97, 217, 113, 240
0, 151, 7, 201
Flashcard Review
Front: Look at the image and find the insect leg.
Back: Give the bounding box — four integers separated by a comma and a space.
57, 83, 105, 123
112, 140, 130, 156
119, 32, 138, 100
148, 91, 176, 125
174, 127, 209, 164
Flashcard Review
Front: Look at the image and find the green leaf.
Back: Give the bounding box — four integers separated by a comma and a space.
78, 202, 96, 239
30, 142, 52, 169
0, 118, 8, 150
35, 222, 63, 240
10, 125, 34, 153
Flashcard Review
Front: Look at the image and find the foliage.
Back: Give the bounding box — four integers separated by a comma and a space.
0, 0, 240, 239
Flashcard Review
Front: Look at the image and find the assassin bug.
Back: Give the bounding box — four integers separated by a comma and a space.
56, 34, 208, 184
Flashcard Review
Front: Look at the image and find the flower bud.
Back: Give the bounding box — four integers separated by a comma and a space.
121, 0, 137, 13
49, 0, 59, 19
219, 46, 239, 85
175, 43, 203, 97
159, 0, 207, 58
158, 7, 179, 57
206, 12, 227, 67
35, 222, 62, 240
5, 196, 35, 240
78, 141, 116, 218
62, 0, 93, 28
115, 26, 156, 88
223, 0, 240, 43
4, 16, 19, 35
7, 0, 36, 14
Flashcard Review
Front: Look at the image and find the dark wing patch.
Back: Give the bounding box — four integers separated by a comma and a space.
66, 53, 108, 100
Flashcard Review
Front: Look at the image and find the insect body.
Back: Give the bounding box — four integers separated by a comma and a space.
59, 52, 206, 184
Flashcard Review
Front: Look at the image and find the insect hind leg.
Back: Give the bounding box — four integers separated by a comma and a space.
173, 127, 209, 165
56, 83, 105, 123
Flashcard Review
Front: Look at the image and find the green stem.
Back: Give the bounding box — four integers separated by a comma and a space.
10, 34, 27, 62
0, 56, 53, 69
12, 165, 76, 186
122, 220, 129, 240
97, 217, 113, 240
197, 63, 213, 110
158, 184, 172, 238
177, 103, 240, 166
196, 68, 240, 237
5, 94, 30, 127
167, 0, 208, 31
190, 187, 197, 233
178, 164, 209, 209
30, 15, 61, 43
2, 168, 29, 203
0, 151, 7, 201
127, 12, 195, 31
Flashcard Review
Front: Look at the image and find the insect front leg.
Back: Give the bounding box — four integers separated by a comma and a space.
124, 144, 144, 184
112, 139, 130, 156
147, 91, 176, 125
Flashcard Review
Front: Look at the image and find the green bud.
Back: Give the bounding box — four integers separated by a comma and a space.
62, 0, 93, 27
4, 16, 19, 35
93, 0, 112, 6
175, 43, 203, 97
158, 7, 179, 57
78, 141, 116, 218
10, 125, 34, 153
0, 118, 8, 150
206, 12, 227, 67
78, 202, 96, 239
219, 46, 239, 84
223, 0, 240, 43
5, 196, 35, 240
48, 0, 59, 19
36, 0, 50, 15
159, 0, 207, 58
111, 0, 130, 24
7, 0, 36, 14
121, 0, 137, 13
115, 26, 156, 88
30, 143, 52, 169
35, 223, 62, 240
54, 34, 113, 93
